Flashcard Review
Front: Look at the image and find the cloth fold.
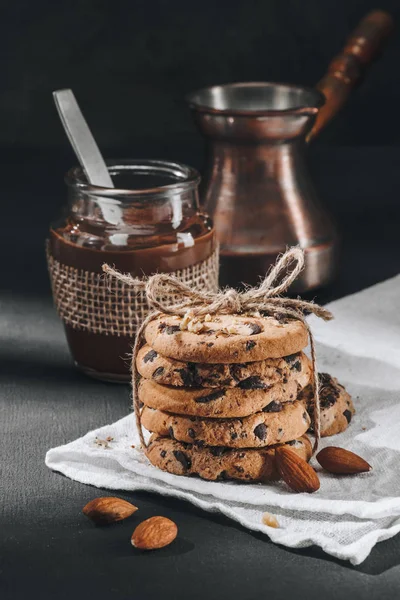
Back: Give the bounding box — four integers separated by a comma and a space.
46, 275, 400, 564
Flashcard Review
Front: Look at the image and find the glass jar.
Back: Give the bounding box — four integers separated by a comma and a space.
48, 159, 218, 382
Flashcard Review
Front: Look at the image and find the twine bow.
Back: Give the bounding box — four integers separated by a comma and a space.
103, 247, 333, 453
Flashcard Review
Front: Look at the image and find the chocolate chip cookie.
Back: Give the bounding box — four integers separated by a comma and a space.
141, 401, 311, 448
146, 434, 313, 482
137, 345, 311, 389
144, 314, 308, 363
139, 378, 302, 418
299, 372, 355, 437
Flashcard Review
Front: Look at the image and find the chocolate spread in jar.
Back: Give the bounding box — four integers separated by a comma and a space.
49, 215, 216, 382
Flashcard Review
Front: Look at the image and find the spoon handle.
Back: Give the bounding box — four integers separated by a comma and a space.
53, 89, 114, 188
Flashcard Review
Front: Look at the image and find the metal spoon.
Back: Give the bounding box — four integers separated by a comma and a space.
53, 89, 122, 226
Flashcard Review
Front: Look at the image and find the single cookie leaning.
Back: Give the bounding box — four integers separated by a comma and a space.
299, 373, 355, 437
146, 434, 313, 482
141, 401, 311, 448
137, 345, 311, 389
139, 378, 301, 418
144, 314, 308, 363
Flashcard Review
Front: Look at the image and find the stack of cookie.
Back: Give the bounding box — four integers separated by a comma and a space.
137, 312, 354, 483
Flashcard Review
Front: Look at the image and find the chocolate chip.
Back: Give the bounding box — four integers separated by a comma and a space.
152, 366, 165, 379
234, 465, 244, 473
158, 322, 181, 334
278, 428, 283, 435
173, 450, 191, 471
168, 426, 174, 439
320, 393, 338, 409
262, 400, 283, 413
282, 376, 288, 384
238, 452, 245, 458
291, 360, 302, 372
238, 376, 270, 390
230, 432, 238, 440
245, 340, 256, 351
210, 446, 227, 457
287, 440, 302, 447
187, 428, 196, 439
302, 411, 308, 421
207, 342, 214, 347
283, 353, 300, 364
253, 423, 267, 440
165, 325, 180, 334
160, 450, 167, 458
143, 349, 158, 363
195, 390, 226, 404
175, 367, 195, 387
194, 439, 205, 448
244, 322, 262, 335
343, 409, 352, 423
319, 372, 334, 386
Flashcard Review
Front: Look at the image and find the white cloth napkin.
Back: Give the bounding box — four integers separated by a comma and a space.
46, 275, 400, 565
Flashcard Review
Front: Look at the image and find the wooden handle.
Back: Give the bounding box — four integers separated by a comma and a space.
307, 10, 394, 142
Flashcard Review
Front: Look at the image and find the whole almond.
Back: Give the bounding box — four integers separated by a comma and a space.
275, 447, 320, 493
131, 516, 178, 550
316, 447, 372, 474
83, 497, 138, 524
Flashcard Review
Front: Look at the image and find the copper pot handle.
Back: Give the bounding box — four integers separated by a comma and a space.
307, 10, 394, 142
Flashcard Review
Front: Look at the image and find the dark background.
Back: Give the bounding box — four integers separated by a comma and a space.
3, 2, 400, 599
2, 0, 400, 154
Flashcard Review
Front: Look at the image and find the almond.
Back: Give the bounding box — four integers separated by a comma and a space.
131, 516, 178, 550
83, 497, 138, 524
316, 446, 372, 474
275, 447, 320, 493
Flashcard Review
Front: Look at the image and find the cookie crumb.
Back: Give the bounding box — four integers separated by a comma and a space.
188, 319, 205, 333
180, 309, 195, 330
181, 309, 205, 333
131, 444, 136, 448
94, 437, 112, 449
262, 512, 280, 528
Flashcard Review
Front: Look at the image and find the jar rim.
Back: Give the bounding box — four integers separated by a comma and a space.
65, 159, 201, 198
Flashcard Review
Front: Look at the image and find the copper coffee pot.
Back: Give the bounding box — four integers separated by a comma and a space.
187, 10, 394, 291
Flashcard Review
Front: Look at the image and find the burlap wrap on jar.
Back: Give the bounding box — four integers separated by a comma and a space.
47, 245, 219, 338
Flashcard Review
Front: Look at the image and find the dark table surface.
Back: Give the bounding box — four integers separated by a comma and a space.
2, 145, 400, 600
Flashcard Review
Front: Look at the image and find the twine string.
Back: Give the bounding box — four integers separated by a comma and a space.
103, 247, 333, 452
